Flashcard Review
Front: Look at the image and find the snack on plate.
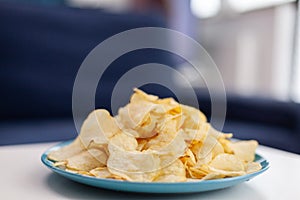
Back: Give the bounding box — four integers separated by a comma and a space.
48, 89, 262, 182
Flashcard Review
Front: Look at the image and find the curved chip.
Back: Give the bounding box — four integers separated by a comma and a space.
48, 88, 261, 183
109, 132, 138, 151
107, 142, 161, 182
245, 161, 262, 174
154, 160, 186, 182
228, 140, 258, 162
209, 153, 245, 172
66, 149, 107, 171
47, 138, 84, 162
79, 109, 120, 148
181, 105, 207, 130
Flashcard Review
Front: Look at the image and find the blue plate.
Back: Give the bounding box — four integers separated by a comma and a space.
41, 140, 269, 193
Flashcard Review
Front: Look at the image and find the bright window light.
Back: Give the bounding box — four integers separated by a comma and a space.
190, 0, 221, 19
228, 0, 296, 12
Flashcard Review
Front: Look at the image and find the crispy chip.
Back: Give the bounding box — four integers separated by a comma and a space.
154, 130, 187, 168
154, 160, 186, 182
48, 138, 84, 162
245, 161, 262, 174
109, 132, 138, 151
136, 138, 148, 151
89, 167, 125, 180
209, 153, 245, 172
192, 130, 224, 166
132, 88, 158, 102
228, 140, 258, 162
181, 105, 207, 129
107, 142, 161, 182
117, 102, 157, 138
66, 149, 106, 171
48, 89, 262, 182
180, 148, 196, 167
79, 109, 119, 148
201, 173, 225, 180
187, 166, 210, 179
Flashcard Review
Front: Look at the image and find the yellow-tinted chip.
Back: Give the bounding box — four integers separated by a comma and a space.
49, 89, 262, 182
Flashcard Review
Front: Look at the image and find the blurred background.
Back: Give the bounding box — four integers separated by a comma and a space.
1, 0, 300, 154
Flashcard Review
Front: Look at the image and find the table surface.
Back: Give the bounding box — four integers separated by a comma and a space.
1, 142, 300, 200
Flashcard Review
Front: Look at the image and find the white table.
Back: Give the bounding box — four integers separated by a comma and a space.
1, 142, 300, 200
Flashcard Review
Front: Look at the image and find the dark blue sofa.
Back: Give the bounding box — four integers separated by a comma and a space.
1, 1, 299, 154
0, 1, 176, 142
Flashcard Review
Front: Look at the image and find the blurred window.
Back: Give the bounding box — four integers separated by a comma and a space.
228, 0, 296, 12
190, 0, 221, 19
187, 0, 298, 102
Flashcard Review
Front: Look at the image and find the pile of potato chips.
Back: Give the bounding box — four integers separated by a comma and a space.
48, 89, 262, 182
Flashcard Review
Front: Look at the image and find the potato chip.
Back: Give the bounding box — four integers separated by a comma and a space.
181, 124, 209, 143
131, 88, 158, 102
136, 138, 148, 151
155, 130, 187, 168
209, 153, 245, 172
117, 102, 154, 129
131, 89, 181, 116
201, 172, 225, 180
194, 154, 246, 180
206, 167, 246, 178
154, 98, 182, 116
119, 89, 185, 139
117, 102, 158, 138
219, 137, 234, 154
228, 140, 258, 162
145, 117, 179, 150
187, 166, 209, 179
109, 132, 138, 151
245, 161, 262, 174
65, 168, 79, 174
90, 167, 111, 178
48, 138, 84, 162
66, 149, 107, 171
89, 167, 125, 180
48, 88, 262, 182
64, 168, 94, 176
79, 109, 120, 148
180, 148, 196, 167
48, 109, 118, 162
192, 130, 224, 166
154, 160, 186, 182
107, 142, 161, 182
194, 151, 213, 167
53, 161, 67, 168
181, 105, 207, 129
